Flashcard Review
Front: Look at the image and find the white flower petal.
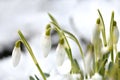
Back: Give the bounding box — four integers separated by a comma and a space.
101, 46, 109, 54
41, 34, 51, 57
12, 47, 21, 67
113, 26, 119, 44
56, 44, 65, 66
91, 73, 102, 80
91, 24, 100, 44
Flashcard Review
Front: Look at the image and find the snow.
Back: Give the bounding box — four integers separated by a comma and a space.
0, 0, 120, 80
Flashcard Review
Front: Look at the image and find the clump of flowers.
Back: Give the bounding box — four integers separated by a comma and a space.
12, 9, 120, 80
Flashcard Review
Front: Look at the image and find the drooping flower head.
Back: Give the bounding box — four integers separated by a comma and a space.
91, 18, 101, 44
41, 24, 51, 57
112, 21, 119, 44
56, 38, 66, 66
12, 40, 22, 67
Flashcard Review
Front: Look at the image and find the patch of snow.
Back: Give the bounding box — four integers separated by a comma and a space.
0, 0, 120, 80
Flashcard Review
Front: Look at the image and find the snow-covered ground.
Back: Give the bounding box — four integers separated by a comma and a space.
0, 0, 120, 80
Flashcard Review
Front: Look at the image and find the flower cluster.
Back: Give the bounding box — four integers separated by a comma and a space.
12, 9, 120, 80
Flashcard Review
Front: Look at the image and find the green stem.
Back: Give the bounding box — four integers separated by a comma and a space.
49, 14, 81, 74
63, 30, 86, 75
98, 59, 107, 73
15, 40, 21, 48
110, 11, 114, 43
51, 22, 73, 63
18, 30, 46, 80
94, 43, 98, 72
110, 11, 114, 63
63, 33, 73, 62
111, 49, 114, 63
113, 44, 117, 62
63, 30, 84, 60
98, 9, 107, 46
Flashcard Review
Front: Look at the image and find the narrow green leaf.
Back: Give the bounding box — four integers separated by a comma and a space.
65, 47, 73, 62
70, 59, 81, 74
108, 62, 114, 72
63, 30, 84, 60
18, 30, 46, 80
115, 52, 120, 68
110, 11, 114, 41
50, 18, 74, 63
98, 59, 107, 75
48, 13, 58, 24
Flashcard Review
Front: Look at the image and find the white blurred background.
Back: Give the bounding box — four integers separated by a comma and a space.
0, 0, 120, 80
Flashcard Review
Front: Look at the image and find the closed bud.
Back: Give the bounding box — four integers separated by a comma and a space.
12, 41, 22, 67
41, 33, 51, 57
56, 38, 65, 66
41, 24, 51, 57
112, 21, 119, 44
91, 20, 101, 44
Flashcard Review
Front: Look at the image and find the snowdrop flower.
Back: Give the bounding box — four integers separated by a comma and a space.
91, 73, 102, 80
101, 46, 110, 54
56, 38, 65, 66
112, 21, 119, 44
12, 41, 22, 67
91, 18, 101, 44
41, 24, 51, 57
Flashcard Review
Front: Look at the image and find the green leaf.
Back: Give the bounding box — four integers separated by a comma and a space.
48, 13, 58, 24
108, 61, 114, 72
18, 30, 46, 80
110, 11, 114, 42
115, 52, 120, 68
63, 30, 84, 60
49, 15, 74, 63
65, 47, 73, 62
70, 59, 81, 74
98, 59, 107, 76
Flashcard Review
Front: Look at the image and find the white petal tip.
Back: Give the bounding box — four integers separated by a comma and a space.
12, 47, 21, 67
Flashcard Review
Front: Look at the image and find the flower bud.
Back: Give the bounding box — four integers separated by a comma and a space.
56, 38, 65, 66
12, 41, 22, 67
41, 24, 51, 57
91, 18, 101, 44
112, 21, 119, 44
41, 34, 51, 57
